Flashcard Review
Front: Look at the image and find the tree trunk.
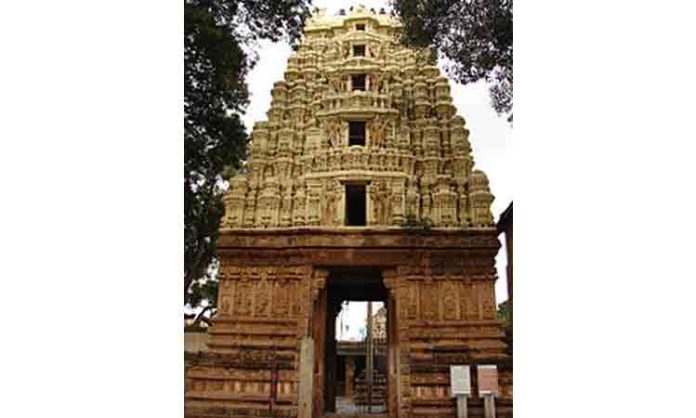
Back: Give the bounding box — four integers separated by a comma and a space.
184, 241, 208, 300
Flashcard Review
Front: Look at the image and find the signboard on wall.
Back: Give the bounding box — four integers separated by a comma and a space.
477, 365, 499, 396
450, 365, 471, 396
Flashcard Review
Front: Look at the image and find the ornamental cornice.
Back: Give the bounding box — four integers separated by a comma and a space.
217, 228, 499, 250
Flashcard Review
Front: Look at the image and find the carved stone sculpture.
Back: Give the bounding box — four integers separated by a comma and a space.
369, 115, 389, 148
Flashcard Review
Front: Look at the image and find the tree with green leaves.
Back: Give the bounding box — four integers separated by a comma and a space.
391, 0, 513, 120
496, 299, 510, 323
185, 0, 311, 310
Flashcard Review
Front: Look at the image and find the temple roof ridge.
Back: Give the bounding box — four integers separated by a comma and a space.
306, 3, 398, 30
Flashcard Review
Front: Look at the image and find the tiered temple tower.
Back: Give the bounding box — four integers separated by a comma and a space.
185, 5, 510, 418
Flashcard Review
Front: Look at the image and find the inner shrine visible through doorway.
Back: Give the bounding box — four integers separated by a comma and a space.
313, 268, 394, 417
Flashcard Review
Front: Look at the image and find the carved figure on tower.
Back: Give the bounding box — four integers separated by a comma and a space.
325, 117, 343, 148
370, 116, 389, 148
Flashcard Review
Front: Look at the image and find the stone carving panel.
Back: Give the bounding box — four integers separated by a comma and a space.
215, 266, 312, 321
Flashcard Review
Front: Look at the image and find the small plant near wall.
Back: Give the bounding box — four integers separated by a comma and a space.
400, 213, 432, 231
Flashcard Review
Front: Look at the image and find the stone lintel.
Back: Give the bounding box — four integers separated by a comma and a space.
218, 228, 499, 250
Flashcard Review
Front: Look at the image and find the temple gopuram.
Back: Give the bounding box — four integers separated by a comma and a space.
185, 5, 511, 418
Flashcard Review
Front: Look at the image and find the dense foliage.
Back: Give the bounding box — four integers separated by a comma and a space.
391, 0, 513, 120
184, 0, 311, 309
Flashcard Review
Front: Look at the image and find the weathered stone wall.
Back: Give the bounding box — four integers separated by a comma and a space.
185, 265, 311, 418
185, 331, 210, 353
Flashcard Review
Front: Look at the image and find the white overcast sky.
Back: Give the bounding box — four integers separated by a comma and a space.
241, 1, 513, 328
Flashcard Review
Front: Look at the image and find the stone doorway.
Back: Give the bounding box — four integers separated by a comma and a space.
186, 230, 509, 418
313, 267, 394, 418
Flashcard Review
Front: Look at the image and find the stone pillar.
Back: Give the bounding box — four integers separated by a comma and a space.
336, 182, 346, 226
382, 268, 403, 417
311, 269, 328, 418
298, 337, 314, 418
345, 356, 354, 398
366, 182, 375, 225
386, 290, 398, 416
324, 296, 341, 412
306, 179, 322, 225
366, 301, 374, 412
391, 178, 406, 225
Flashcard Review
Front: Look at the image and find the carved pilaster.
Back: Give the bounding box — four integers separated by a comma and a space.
242, 187, 258, 228
310, 268, 329, 303
320, 179, 341, 226
431, 175, 458, 227
368, 178, 391, 226
279, 185, 293, 227
457, 183, 469, 227
390, 178, 405, 225
381, 267, 399, 298
292, 184, 307, 226
257, 179, 280, 227
306, 179, 322, 226
468, 170, 495, 227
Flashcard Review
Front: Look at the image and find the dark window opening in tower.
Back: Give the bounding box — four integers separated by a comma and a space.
356, 23, 366, 31
345, 185, 367, 226
353, 44, 366, 57
348, 121, 366, 146
351, 74, 366, 91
